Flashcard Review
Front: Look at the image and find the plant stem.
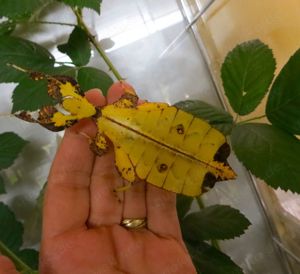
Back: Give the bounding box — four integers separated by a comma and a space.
234, 113, 239, 124
211, 239, 221, 251
30, 20, 76, 27
237, 114, 267, 125
195, 197, 221, 250
76, 8, 83, 25
0, 241, 32, 273
73, 9, 123, 81
0, 113, 13, 118
196, 196, 205, 209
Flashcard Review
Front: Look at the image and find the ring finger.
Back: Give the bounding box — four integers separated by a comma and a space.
122, 180, 146, 220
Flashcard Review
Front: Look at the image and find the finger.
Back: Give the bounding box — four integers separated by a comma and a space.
85, 88, 124, 227
146, 185, 182, 240
43, 89, 105, 237
43, 90, 104, 238
88, 146, 124, 227
43, 121, 96, 238
0, 256, 19, 274
122, 180, 146, 219
88, 82, 134, 227
107, 81, 135, 104
85, 89, 106, 106
107, 82, 147, 220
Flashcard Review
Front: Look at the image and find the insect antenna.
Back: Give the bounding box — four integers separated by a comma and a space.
6, 63, 30, 73
0, 113, 14, 118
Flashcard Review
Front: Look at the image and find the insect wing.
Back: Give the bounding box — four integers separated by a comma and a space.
12, 67, 96, 131
98, 103, 236, 196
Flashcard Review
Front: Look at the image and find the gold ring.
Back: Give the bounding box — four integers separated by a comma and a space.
121, 218, 147, 230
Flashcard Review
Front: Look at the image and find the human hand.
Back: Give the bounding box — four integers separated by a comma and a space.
1, 83, 196, 274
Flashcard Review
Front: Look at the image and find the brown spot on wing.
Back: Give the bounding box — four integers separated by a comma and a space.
214, 143, 231, 162
158, 163, 168, 173
201, 172, 217, 193
176, 124, 184, 134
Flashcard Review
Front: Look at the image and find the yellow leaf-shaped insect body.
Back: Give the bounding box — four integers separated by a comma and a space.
12, 66, 236, 197
96, 93, 236, 196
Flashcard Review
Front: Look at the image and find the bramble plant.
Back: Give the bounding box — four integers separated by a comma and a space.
1, 1, 300, 274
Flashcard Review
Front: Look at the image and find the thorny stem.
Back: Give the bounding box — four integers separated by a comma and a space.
27, 20, 77, 27
237, 114, 267, 125
0, 241, 33, 273
196, 196, 205, 209
73, 9, 123, 81
76, 8, 83, 25
196, 197, 221, 251
233, 113, 239, 124
211, 238, 221, 251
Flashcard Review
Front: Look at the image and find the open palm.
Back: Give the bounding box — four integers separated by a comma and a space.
37, 84, 196, 274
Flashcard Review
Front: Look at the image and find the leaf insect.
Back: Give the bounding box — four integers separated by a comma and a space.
9, 65, 236, 196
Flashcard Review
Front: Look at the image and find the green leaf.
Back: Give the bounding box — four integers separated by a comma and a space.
23, 183, 46, 252
0, 19, 16, 35
0, 175, 6, 194
0, 36, 55, 83
59, 0, 102, 13
231, 123, 300, 193
182, 205, 250, 241
176, 194, 193, 221
0, 202, 23, 252
0, 132, 28, 170
266, 48, 300, 134
186, 241, 244, 274
12, 78, 55, 113
77, 67, 113, 95
221, 39, 275, 115
175, 100, 234, 135
17, 249, 39, 270
58, 26, 91, 66
0, 0, 45, 19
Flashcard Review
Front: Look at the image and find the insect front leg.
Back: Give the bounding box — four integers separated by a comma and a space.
114, 145, 136, 192
113, 82, 139, 108
89, 131, 109, 156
